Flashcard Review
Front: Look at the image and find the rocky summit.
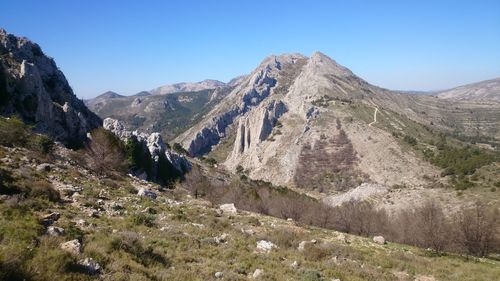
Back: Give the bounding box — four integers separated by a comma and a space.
0, 29, 101, 146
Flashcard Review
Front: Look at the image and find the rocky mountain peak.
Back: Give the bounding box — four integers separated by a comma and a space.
0, 28, 101, 146
309, 51, 354, 77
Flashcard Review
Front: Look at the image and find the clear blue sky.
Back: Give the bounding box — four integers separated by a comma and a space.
2, 0, 500, 98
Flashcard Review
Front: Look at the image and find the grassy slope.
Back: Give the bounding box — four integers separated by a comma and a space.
1, 142, 499, 281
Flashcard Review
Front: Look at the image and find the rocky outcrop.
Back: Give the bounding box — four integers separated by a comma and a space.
231, 100, 287, 155
177, 54, 306, 156
0, 28, 101, 146
103, 118, 191, 181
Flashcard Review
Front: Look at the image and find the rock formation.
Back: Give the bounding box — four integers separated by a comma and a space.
103, 118, 191, 182
0, 28, 101, 146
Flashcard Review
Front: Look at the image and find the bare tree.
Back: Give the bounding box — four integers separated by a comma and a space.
456, 202, 499, 257
414, 201, 449, 252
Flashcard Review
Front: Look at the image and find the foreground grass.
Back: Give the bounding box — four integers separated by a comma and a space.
1, 146, 499, 281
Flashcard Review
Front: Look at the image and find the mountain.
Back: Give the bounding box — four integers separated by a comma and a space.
173, 52, 500, 209
149, 79, 226, 95
0, 28, 101, 145
436, 77, 500, 101
86, 87, 234, 140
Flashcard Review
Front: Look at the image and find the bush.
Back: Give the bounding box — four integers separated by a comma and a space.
403, 135, 417, 146
0, 117, 30, 147
130, 212, 155, 227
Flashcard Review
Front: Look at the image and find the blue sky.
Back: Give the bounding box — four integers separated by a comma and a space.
2, 0, 500, 98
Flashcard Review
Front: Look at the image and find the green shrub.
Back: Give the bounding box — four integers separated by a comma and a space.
172, 142, 189, 155
0, 117, 30, 147
403, 135, 417, 146
130, 212, 155, 227
30, 134, 54, 154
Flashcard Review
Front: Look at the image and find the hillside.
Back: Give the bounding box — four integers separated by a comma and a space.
86, 87, 233, 141
0, 120, 498, 280
437, 78, 500, 101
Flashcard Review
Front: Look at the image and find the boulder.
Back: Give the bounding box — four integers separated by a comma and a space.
215, 271, 223, 278
256, 240, 277, 253
77, 258, 101, 275
60, 239, 81, 255
47, 226, 65, 236
252, 268, 264, 278
36, 163, 52, 172
219, 203, 237, 215
373, 236, 385, 245
137, 188, 157, 199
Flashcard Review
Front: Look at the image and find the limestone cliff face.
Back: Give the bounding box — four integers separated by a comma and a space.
0, 28, 101, 145
175, 53, 306, 156
228, 100, 287, 163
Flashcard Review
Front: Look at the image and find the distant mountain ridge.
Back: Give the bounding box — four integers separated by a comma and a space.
436, 77, 500, 101
149, 79, 227, 95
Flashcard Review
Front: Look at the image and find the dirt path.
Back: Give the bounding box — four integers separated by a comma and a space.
368, 106, 378, 127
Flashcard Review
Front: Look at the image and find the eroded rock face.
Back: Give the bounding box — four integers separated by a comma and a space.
229, 100, 287, 162
0, 28, 101, 145
103, 118, 191, 181
176, 54, 306, 156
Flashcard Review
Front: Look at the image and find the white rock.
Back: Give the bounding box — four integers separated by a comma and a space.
60, 239, 81, 255
252, 268, 264, 278
214, 271, 223, 278
47, 226, 65, 236
256, 240, 277, 253
373, 236, 385, 245
219, 203, 237, 215
137, 188, 157, 199
298, 241, 307, 251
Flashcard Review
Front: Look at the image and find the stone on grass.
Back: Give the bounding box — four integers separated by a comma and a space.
78, 258, 101, 275
137, 188, 157, 199
36, 163, 52, 172
47, 226, 65, 236
256, 240, 277, 253
373, 236, 385, 245
215, 271, 223, 278
252, 268, 264, 278
219, 203, 237, 215
60, 239, 81, 255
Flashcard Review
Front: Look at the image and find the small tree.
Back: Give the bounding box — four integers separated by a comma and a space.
414, 201, 449, 252
456, 202, 499, 256
86, 128, 127, 176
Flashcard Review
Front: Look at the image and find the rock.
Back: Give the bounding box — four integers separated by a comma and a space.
36, 163, 52, 172
0, 29, 101, 145
76, 219, 86, 227
214, 233, 228, 244
219, 203, 237, 215
291, 260, 300, 269
298, 241, 307, 251
214, 271, 223, 278
60, 239, 81, 255
252, 269, 264, 278
103, 118, 191, 180
47, 226, 65, 236
373, 236, 385, 245
256, 240, 277, 253
137, 188, 157, 199
77, 258, 101, 275
298, 240, 317, 251
40, 212, 60, 226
